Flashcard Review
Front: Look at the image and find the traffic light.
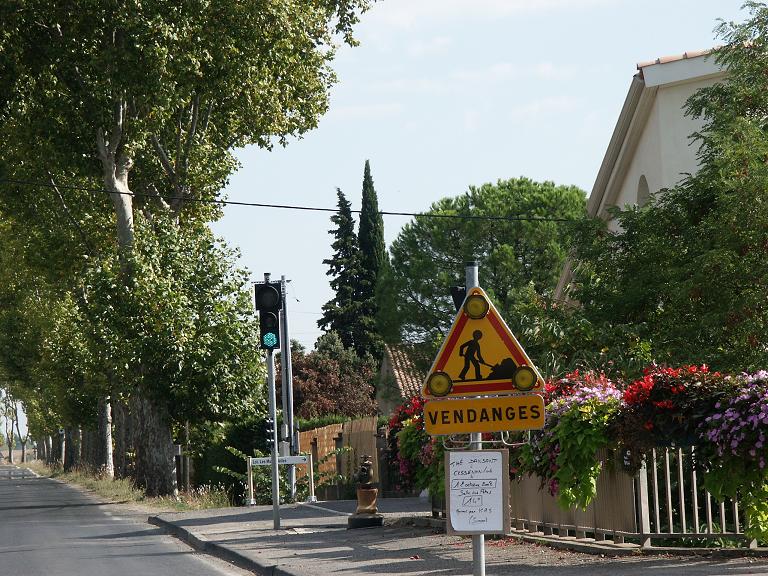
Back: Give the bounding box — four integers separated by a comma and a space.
255, 281, 282, 350
264, 417, 275, 446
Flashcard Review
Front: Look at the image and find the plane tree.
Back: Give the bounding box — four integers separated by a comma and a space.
0, 0, 370, 494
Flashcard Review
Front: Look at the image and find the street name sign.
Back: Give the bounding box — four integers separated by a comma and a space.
446, 449, 510, 535
422, 287, 544, 399
424, 395, 545, 435
250, 455, 308, 466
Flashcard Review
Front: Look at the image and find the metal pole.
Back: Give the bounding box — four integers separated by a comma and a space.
280, 276, 297, 500
466, 260, 485, 576
247, 456, 255, 506
307, 452, 317, 503
267, 349, 281, 529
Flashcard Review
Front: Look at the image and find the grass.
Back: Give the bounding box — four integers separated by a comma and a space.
23, 460, 232, 512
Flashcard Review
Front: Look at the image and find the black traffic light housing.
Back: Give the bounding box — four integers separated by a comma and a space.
255, 281, 282, 350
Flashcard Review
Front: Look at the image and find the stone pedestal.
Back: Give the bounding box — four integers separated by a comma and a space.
348, 487, 383, 529
355, 487, 378, 514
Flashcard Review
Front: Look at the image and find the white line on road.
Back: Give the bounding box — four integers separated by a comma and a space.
297, 502, 352, 517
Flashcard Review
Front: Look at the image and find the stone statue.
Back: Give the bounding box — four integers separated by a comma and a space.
356, 455, 374, 487
348, 454, 383, 529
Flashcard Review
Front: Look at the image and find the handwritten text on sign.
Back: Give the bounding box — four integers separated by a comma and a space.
446, 450, 510, 535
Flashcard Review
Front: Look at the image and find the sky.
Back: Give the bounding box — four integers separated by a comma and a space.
211, 0, 747, 350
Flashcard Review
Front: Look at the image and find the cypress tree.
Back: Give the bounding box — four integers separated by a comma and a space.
355, 160, 385, 359
318, 188, 360, 350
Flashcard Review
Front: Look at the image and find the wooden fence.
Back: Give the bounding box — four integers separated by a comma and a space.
298, 416, 380, 500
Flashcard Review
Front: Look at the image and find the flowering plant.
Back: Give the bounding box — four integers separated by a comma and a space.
388, 396, 445, 497
518, 371, 622, 509
614, 365, 733, 470
386, 396, 425, 492
697, 372, 768, 541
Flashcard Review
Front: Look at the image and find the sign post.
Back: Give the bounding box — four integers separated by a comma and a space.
466, 262, 485, 576
421, 261, 546, 576
247, 454, 316, 505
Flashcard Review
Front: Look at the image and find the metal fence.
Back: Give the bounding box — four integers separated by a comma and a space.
509, 447, 760, 549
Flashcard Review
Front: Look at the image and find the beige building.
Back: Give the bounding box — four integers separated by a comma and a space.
555, 49, 726, 299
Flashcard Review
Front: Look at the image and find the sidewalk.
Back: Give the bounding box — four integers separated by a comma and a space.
149, 498, 768, 576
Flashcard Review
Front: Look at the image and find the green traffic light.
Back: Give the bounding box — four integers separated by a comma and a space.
262, 332, 278, 348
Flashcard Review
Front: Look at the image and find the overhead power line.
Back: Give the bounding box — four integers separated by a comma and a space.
0, 178, 579, 223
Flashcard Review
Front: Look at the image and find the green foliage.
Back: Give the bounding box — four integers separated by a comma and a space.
517, 371, 621, 509
569, 3, 768, 375
380, 177, 586, 347
696, 373, 768, 541
196, 415, 271, 501
318, 190, 361, 350
552, 397, 619, 509
296, 414, 351, 432
286, 331, 377, 419
81, 214, 265, 421
355, 160, 386, 360
396, 418, 445, 499
0, 0, 371, 492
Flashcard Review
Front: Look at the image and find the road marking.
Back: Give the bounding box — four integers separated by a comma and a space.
298, 502, 352, 516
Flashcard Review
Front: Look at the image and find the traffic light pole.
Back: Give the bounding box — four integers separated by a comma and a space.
466, 260, 485, 576
279, 275, 297, 500
267, 348, 281, 530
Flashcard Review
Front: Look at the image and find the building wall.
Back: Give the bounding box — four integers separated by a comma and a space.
609, 75, 721, 230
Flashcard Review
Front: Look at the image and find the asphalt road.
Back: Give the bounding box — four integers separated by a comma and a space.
0, 464, 246, 576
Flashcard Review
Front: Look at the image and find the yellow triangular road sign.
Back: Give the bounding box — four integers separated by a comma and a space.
422, 287, 544, 399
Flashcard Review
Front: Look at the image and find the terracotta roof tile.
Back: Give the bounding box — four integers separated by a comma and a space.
637, 48, 714, 70
384, 343, 432, 399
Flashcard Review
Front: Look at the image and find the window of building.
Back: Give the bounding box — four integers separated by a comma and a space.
637, 174, 650, 207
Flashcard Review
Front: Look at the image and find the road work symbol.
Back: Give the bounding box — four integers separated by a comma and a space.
458, 330, 490, 381
422, 287, 544, 399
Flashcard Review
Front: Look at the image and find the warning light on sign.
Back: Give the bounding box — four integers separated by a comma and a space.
513, 366, 537, 391
427, 371, 453, 396
463, 294, 489, 319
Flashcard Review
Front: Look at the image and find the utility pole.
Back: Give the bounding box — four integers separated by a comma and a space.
466, 260, 485, 576
280, 275, 297, 500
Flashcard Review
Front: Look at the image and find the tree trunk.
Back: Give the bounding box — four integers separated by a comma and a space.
13, 404, 27, 463
97, 117, 132, 483
98, 397, 114, 479
44, 435, 52, 464
64, 428, 77, 471
112, 400, 132, 478
97, 107, 177, 496
50, 434, 60, 465
81, 429, 97, 470
131, 394, 176, 496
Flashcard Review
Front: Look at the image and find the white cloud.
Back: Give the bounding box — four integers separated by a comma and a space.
464, 109, 481, 132
450, 61, 576, 86
408, 35, 453, 57
452, 62, 518, 85
507, 96, 578, 122
367, 0, 619, 29
326, 102, 402, 120
535, 61, 578, 80
371, 77, 447, 95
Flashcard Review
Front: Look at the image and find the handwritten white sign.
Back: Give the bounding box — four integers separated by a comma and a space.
446, 450, 509, 534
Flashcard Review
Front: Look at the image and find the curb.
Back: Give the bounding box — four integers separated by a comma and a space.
148, 515, 303, 576
393, 516, 768, 558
